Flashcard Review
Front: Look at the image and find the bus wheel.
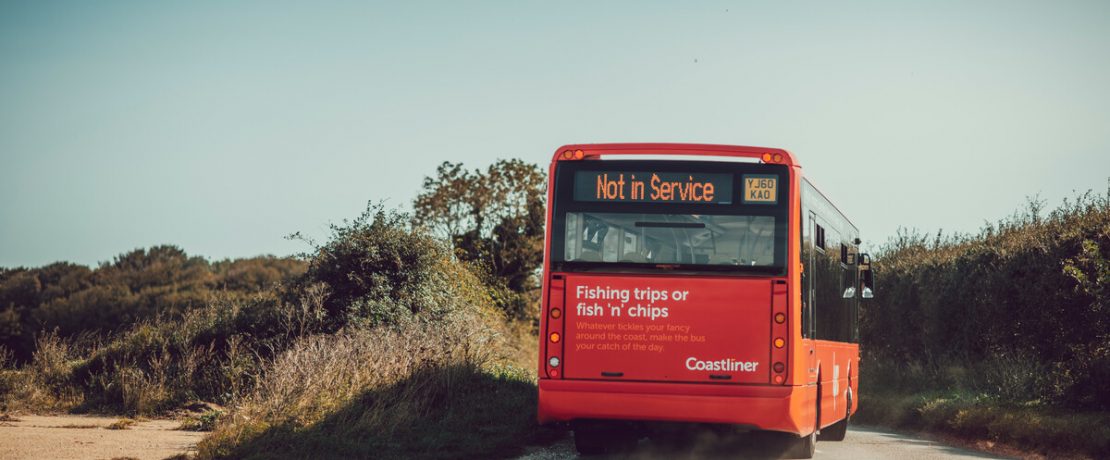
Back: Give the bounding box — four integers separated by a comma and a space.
819, 394, 850, 441
783, 428, 816, 459
783, 394, 818, 459
572, 422, 637, 456
573, 427, 607, 456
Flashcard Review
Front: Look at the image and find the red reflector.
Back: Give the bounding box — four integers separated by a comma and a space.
549, 369, 559, 378
774, 375, 784, 384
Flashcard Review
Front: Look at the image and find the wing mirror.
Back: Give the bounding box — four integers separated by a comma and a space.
859, 253, 875, 299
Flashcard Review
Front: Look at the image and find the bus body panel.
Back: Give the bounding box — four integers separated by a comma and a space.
814, 340, 860, 429
538, 143, 861, 439
538, 379, 818, 435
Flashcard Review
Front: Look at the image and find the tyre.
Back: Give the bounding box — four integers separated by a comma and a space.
819, 390, 850, 441
573, 423, 638, 456
783, 428, 816, 459
818, 415, 847, 441
782, 386, 819, 459
573, 427, 607, 456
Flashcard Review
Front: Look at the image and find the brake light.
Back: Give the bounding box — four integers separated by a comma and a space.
771, 279, 789, 384
543, 276, 566, 379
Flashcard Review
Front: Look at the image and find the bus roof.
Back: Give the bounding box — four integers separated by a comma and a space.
551, 143, 799, 168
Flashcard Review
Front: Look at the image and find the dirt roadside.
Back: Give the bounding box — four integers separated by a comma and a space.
0, 414, 204, 460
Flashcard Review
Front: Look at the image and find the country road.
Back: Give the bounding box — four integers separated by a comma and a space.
0, 414, 203, 460
517, 426, 1012, 460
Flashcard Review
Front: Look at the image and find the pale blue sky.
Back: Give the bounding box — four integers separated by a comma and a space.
2, 1, 1108, 267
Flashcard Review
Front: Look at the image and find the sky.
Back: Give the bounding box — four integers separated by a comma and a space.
2, 1, 1108, 267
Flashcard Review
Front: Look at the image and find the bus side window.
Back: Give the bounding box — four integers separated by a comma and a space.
801, 211, 815, 339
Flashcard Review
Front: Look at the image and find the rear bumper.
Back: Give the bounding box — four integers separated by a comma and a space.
538, 379, 815, 435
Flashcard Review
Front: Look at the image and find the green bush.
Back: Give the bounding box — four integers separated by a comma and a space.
863, 190, 1110, 409
0, 247, 306, 363
294, 203, 476, 328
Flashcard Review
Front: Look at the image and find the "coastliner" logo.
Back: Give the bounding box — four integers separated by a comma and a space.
685, 357, 760, 372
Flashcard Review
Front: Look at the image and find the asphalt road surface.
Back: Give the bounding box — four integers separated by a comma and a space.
517, 426, 1011, 460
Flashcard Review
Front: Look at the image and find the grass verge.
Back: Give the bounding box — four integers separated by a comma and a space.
200, 364, 555, 459
195, 311, 558, 460
855, 391, 1110, 458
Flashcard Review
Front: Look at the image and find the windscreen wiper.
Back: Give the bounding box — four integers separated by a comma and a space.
634, 222, 706, 229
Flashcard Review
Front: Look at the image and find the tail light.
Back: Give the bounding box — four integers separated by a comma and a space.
543, 276, 566, 379
771, 279, 789, 384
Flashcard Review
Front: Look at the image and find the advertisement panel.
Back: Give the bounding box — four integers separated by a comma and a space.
563, 274, 772, 384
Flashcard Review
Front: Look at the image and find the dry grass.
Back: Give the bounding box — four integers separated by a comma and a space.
178, 410, 223, 432
59, 423, 99, 429
0, 333, 84, 412
195, 308, 548, 459
106, 418, 137, 430
202, 309, 501, 442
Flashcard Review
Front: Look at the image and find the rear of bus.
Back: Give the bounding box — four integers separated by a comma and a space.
537, 144, 811, 454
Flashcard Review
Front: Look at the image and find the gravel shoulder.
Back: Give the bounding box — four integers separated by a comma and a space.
0, 414, 204, 460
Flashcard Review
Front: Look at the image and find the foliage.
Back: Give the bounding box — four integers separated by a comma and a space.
862, 189, 1110, 409
413, 160, 546, 320
192, 201, 543, 458
0, 247, 305, 363
0, 288, 328, 414
293, 203, 494, 328
1, 201, 515, 425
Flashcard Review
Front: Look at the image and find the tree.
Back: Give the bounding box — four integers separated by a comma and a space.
413, 159, 546, 319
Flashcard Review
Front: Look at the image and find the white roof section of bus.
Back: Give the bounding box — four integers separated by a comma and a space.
594, 154, 762, 164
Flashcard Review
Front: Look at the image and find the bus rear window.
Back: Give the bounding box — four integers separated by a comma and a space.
563, 212, 777, 266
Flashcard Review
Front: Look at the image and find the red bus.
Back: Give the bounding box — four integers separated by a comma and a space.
537, 144, 874, 458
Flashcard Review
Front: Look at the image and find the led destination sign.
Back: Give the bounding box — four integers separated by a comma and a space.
574, 171, 734, 204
